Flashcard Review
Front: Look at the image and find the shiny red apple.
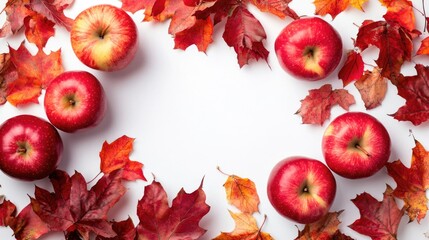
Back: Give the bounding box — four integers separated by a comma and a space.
0, 115, 63, 181
267, 156, 336, 224
70, 4, 138, 71
275, 17, 343, 81
44, 71, 106, 133
322, 112, 391, 179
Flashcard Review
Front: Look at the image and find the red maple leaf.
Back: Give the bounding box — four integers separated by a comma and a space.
250, 0, 298, 20
295, 84, 356, 125
355, 20, 414, 82
99, 135, 146, 181
386, 138, 429, 222
338, 50, 364, 86
349, 185, 404, 240
96, 217, 137, 240
30, 169, 126, 239
222, 5, 269, 67
136, 179, 210, 239
390, 64, 429, 125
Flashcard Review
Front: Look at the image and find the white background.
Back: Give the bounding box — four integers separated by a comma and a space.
1, 0, 429, 239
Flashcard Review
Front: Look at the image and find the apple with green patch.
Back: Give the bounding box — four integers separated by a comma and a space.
44, 71, 106, 133
275, 17, 343, 81
0, 115, 63, 181
267, 156, 336, 224
70, 4, 138, 71
322, 112, 391, 179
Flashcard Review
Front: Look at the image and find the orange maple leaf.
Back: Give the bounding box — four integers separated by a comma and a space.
219, 167, 260, 214
99, 135, 146, 181
386, 138, 429, 222
7, 42, 63, 106
213, 211, 273, 240
313, 0, 368, 19
379, 0, 415, 31
417, 37, 429, 55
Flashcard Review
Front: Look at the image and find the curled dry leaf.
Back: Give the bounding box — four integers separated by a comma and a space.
349, 185, 404, 240
296, 84, 355, 125
99, 135, 146, 181
219, 167, 260, 214
24, 10, 56, 49
386, 138, 429, 222
390, 64, 429, 125
213, 211, 273, 240
136, 179, 210, 240
354, 67, 388, 110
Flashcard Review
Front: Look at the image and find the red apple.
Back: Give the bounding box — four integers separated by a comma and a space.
70, 4, 138, 71
267, 156, 336, 224
44, 71, 106, 133
0, 115, 63, 181
322, 112, 391, 179
275, 17, 342, 81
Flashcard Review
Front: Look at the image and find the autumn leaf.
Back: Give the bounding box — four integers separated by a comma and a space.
30, 169, 126, 239
295, 211, 353, 240
219, 167, 260, 214
416, 37, 429, 55
96, 217, 137, 240
7, 42, 63, 106
24, 11, 56, 49
0, 198, 16, 226
0, 53, 18, 105
99, 135, 146, 181
173, 17, 214, 52
29, 0, 75, 31
223, 5, 269, 67
136, 179, 210, 240
355, 20, 414, 82
349, 185, 404, 240
390, 64, 429, 125
386, 138, 429, 222
250, 0, 299, 20
338, 50, 364, 86
0, 0, 32, 37
213, 211, 273, 240
295, 84, 356, 125
7, 204, 50, 240
313, 0, 350, 19
354, 67, 388, 110
379, 0, 415, 31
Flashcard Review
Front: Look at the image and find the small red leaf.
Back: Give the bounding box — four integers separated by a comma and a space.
222, 6, 269, 67
24, 11, 56, 49
0, 198, 16, 226
296, 84, 356, 125
338, 50, 364, 86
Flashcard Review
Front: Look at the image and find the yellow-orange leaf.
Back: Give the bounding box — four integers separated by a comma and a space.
349, 0, 368, 11
221, 169, 260, 214
99, 135, 146, 181
213, 211, 273, 240
386, 139, 429, 222
313, 0, 350, 19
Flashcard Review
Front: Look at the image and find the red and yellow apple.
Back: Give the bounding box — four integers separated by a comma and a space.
70, 4, 138, 71
322, 112, 391, 179
44, 71, 107, 133
275, 17, 343, 81
267, 156, 336, 224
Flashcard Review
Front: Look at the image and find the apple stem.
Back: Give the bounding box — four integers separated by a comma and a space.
355, 144, 371, 157
69, 99, 76, 106
17, 146, 27, 154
